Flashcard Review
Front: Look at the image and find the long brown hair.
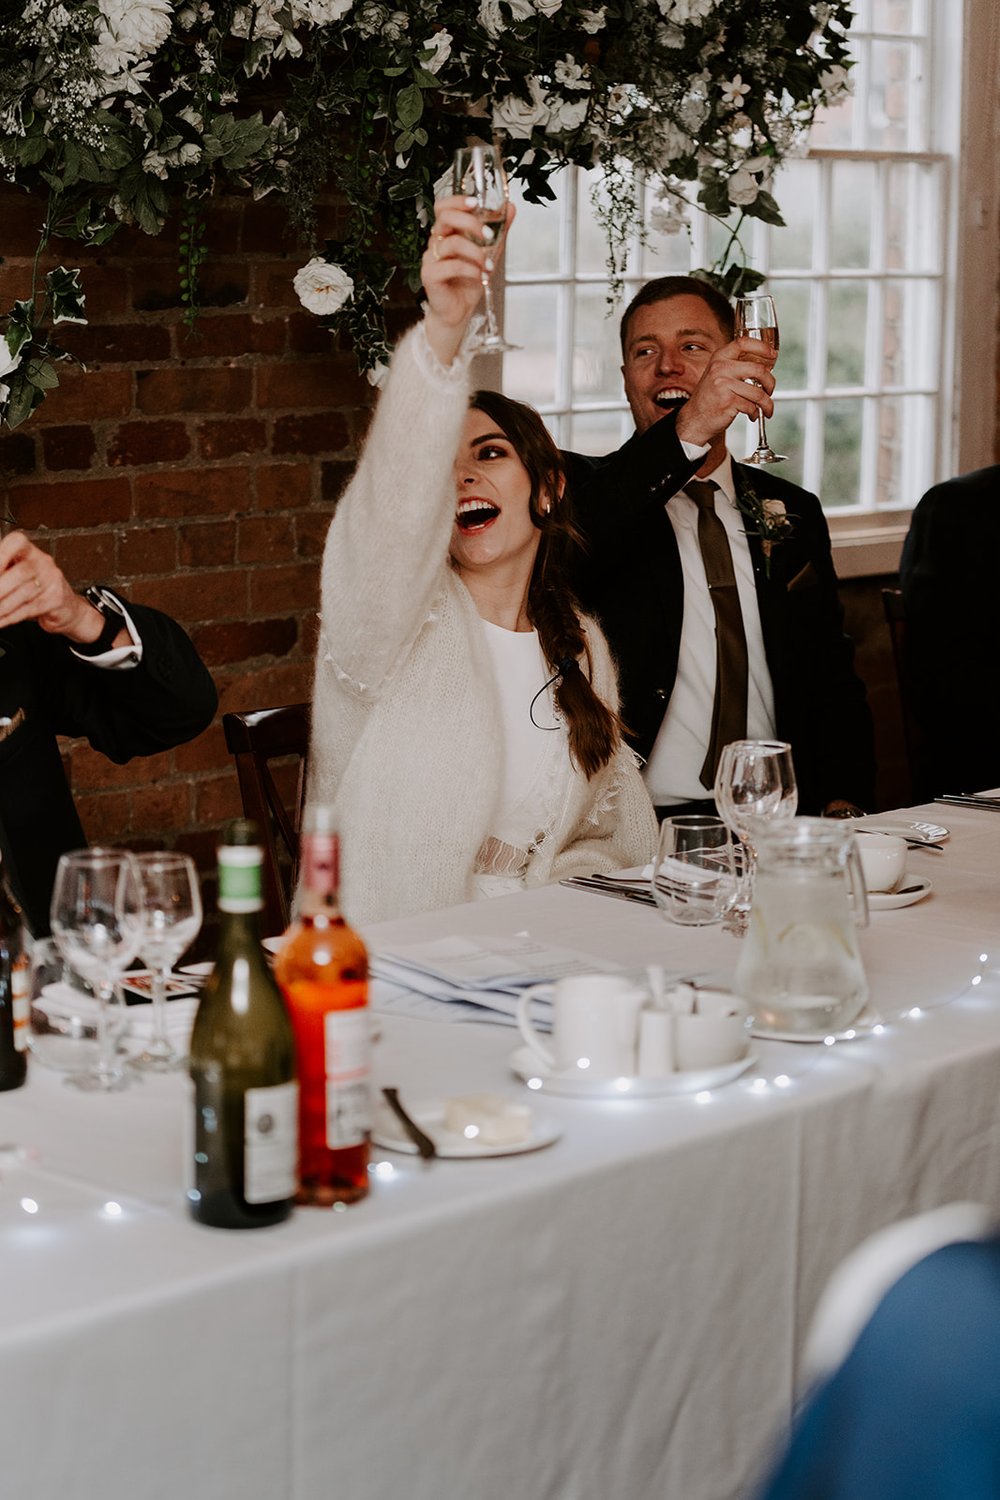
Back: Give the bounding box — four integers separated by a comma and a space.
470, 389, 622, 778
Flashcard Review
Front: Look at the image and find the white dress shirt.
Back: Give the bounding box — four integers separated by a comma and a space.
644, 452, 776, 804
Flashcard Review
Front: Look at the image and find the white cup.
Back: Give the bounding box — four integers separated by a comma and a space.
517, 973, 647, 1077
854, 832, 907, 893
673, 991, 751, 1072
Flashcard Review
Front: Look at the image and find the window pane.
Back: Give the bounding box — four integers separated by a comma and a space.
734, 402, 806, 482
881, 279, 937, 388
574, 287, 625, 404
826, 283, 869, 386
507, 183, 562, 276
504, 287, 559, 406
830, 161, 875, 269
886, 161, 942, 272
640, 222, 694, 275
769, 161, 815, 271
767, 282, 810, 392
567, 409, 630, 456
822, 399, 864, 508
577, 169, 631, 275
875, 394, 934, 508
872, 0, 918, 34
867, 40, 920, 151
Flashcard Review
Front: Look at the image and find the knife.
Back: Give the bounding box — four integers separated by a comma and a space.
559, 877, 657, 906
934, 795, 1000, 811
381, 1087, 437, 1159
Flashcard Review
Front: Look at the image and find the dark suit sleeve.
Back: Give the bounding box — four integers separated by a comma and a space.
41, 600, 217, 761
746, 477, 875, 813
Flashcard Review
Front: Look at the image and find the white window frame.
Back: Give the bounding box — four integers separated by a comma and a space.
494, 0, 999, 578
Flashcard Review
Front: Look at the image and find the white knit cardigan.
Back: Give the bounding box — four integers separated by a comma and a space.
307, 323, 658, 925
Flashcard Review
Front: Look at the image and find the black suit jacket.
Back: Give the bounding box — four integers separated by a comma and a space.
564, 414, 874, 814
899, 465, 1000, 801
0, 599, 217, 935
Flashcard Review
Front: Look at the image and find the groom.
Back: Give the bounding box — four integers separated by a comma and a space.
565, 276, 874, 818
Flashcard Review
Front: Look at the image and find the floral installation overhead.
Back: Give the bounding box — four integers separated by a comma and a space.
0, 0, 854, 427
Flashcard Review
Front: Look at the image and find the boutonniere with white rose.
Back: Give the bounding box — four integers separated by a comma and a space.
734, 488, 795, 578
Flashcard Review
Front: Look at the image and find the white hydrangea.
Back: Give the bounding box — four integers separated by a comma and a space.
293, 257, 354, 315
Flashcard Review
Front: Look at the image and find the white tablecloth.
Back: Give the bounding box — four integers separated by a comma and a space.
4, 801, 1000, 1500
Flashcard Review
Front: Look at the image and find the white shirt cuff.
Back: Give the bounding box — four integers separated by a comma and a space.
680, 437, 710, 461
69, 595, 143, 670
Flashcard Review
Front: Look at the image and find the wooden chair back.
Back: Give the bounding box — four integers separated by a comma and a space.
222, 702, 311, 937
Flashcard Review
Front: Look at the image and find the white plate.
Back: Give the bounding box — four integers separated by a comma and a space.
509, 1046, 756, 1098
857, 820, 949, 844
866, 876, 933, 911
371, 1099, 560, 1158
750, 1007, 884, 1044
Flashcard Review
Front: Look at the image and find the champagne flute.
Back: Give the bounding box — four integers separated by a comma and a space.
452, 142, 518, 354
133, 852, 202, 1072
735, 293, 786, 464
714, 739, 798, 927
49, 849, 143, 1091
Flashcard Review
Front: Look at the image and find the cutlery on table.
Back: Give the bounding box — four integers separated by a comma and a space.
381, 1088, 437, 1160
934, 795, 1000, 811
559, 877, 656, 906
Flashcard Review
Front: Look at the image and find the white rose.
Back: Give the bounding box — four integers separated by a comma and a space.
534, 0, 563, 12
0, 336, 22, 382
492, 78, 551, 139
761, 498, 789, 525
293, 257, 354, 316
579, 6, 605, 32
142, 150, 169, 178
477, 0, 504, 37
289, 0, 355, 21
421, 28, 452, 73
547, 95, 588, 133
554, 56, 589, 90
658, 0, 714, 19
98, 0, 173, 56
820, 64, 852, 96
507, 0, 534, 17
230, 2, 283, 39
727, 165, 760, 206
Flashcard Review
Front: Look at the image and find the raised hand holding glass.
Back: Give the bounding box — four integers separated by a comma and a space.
452, 142, 518, 354
735, 293, 786, 465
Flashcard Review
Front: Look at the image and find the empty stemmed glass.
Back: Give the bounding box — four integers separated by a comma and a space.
133, 852, 202, 1071
452, 141, 518, 353
734, 293, 786, 465
652, 815, 739, 927
49, 849, 143, 1091
714, 740, 798, 926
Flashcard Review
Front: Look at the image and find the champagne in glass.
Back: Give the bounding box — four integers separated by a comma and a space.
133, 852, 202, 1072
452, 142, 518, 354
735, 293, 786, 465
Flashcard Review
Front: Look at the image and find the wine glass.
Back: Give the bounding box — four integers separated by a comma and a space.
714, 740, 798, 925
452, 142, 518, 353
133, 852, 202, 1072
49, 849, 143, 1091
734, 293, 786, 465
651, 815, 739, 927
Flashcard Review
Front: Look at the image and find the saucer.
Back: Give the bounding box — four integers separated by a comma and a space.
371, 1098, 560, 1158
509, 1046, 756, 1098
866, 876, 932, 911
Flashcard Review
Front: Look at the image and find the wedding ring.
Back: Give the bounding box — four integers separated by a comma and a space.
431, 235, 443, 261
32, 575, 41, 594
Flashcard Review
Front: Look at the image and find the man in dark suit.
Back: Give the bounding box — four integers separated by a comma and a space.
899, 465, 1000, 801
0, 529, 217, 934
566, 276, 874, 817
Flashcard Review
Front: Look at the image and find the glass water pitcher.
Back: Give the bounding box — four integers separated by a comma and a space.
734, 818, 869, 1037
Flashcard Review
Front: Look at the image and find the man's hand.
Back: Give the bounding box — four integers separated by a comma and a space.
675, 335, 776, 449
0, 531, 110, 644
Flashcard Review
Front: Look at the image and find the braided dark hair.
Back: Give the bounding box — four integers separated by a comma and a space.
470, 389, 622, 778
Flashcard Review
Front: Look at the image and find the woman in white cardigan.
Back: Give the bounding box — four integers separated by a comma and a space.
307, 194, 657, 923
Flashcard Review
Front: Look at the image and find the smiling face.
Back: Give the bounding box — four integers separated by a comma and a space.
621, 292, 731, 449
449, 407, 545, 582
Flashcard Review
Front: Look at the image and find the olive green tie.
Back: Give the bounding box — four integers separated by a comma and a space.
686, 480, 749, 790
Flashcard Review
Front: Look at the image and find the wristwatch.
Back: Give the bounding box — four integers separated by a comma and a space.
74, 586, 128, 657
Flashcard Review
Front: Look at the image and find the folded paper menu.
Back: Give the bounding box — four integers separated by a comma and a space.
370, 934, 626, 1027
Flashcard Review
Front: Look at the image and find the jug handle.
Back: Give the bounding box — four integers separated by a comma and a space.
847, 838, 870, 928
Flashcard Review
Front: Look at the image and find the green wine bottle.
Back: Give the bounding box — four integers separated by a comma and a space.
188, 821, 298, 1229
0, 857, 28, 1092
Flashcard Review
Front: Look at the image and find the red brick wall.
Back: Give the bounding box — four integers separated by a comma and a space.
0, 183, 411, 903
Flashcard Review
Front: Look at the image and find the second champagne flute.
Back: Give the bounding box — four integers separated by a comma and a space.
735, 293, 786, 465
133, 852, 203, 1071
452, 142, 518, 354
714, 739, 798, 909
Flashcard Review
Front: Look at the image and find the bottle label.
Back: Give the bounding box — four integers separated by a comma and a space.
218, 846, 263, 914
244, 1081, 299, 1204
324, 1009, 372, 1147
11, 960, 29, 1054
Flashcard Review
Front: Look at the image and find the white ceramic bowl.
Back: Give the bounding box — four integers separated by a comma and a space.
673, 991, 752, 1072
855, 832, 907, 893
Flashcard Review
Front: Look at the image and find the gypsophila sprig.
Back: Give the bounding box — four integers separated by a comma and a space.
0, 0, 854, 426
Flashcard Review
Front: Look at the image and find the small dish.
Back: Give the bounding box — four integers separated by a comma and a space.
509, 1046, 756, 1098
857, 820, 948, 845
867, 876, 932, 911
371, 1098, 560, 1158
